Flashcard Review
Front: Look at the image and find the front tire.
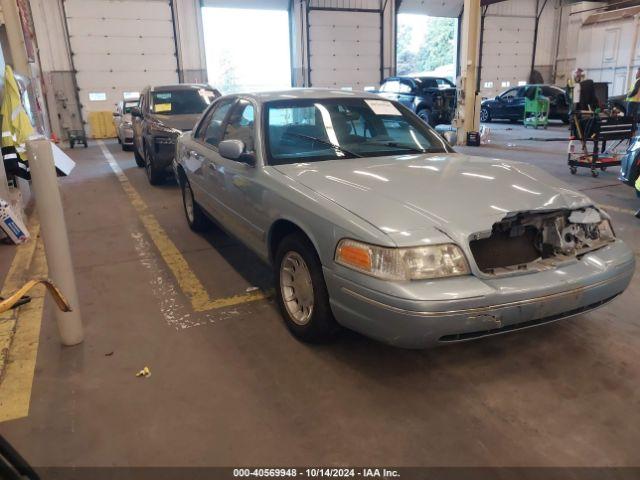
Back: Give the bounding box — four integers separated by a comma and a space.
134, 143, 145, 167
181, 178, 210, 232
144, 144, 165, 185
275, 233, 339, 344
480, 107, 491, 122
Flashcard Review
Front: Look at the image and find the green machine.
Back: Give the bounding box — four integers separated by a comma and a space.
523, 86, 550, 129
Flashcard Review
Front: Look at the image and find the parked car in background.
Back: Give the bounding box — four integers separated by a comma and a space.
132, 84, 221, 185
113, 100, 139, 151
480, 84, 570, 123
620, 136, 640, 187
375, 76, 456, 126
173, 89, 634, 348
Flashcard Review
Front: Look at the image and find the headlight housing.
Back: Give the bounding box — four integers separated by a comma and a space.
149, 121, 180, 136
335, 239, 470, 281
597, 219, 615, 240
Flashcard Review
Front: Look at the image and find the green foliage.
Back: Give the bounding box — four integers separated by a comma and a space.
396, 16, 455, 76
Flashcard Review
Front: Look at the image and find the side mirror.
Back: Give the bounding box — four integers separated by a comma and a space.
495, 96, 502, 101
131, 107, 142, 118
218, 139, 255, 165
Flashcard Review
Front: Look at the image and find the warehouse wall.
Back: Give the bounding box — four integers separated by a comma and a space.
290, 0, 396, 89
555, 2, 640, 96
479, 0, 562, 98
30, 0, 207, 140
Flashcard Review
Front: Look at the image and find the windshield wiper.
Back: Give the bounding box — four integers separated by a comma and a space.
366, 141, 428, 154
283, 132, 362, 158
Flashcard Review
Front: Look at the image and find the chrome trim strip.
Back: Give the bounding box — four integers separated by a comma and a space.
341, 269, 632, 318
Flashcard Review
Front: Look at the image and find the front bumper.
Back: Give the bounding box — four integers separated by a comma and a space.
324, 240, 635, 348
152, 136, 177, 169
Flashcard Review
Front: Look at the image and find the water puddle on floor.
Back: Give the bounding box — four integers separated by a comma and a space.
130, 231, 243, 330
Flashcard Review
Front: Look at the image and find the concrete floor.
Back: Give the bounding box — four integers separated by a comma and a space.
1, 123, 639, 467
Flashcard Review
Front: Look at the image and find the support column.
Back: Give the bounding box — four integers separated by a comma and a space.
0, 0, 30, 77
455, 0, 481, 146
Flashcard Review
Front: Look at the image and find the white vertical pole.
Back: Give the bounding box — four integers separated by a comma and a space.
26, 136, 83, 346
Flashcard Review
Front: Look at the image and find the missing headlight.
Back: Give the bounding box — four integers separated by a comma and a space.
470, 208, 615, 275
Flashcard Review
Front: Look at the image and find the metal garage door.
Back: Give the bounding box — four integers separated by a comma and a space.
308, 9, 381, 89
63, 0, 179, 124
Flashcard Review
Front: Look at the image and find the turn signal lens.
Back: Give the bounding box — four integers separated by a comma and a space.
335, 239, 470, 281
336, 242, 372, 271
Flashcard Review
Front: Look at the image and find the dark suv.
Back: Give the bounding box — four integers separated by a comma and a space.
375, 76, 456, 126
132, 84, 221, 185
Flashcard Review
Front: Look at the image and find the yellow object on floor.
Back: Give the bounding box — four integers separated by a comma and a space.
0, 278, 72, 314
88, 111, 117, 139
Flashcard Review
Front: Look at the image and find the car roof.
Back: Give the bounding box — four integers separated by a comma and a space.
411, 76, 451, 81
225, 88, 384, 103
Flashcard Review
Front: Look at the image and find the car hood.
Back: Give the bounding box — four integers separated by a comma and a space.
150, 113, 201, 132
273, 153, 593, 245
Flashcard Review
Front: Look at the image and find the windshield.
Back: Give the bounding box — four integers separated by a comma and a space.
151, 88, 218, 115
123, 101, 138, 114
265, 98, 450, 165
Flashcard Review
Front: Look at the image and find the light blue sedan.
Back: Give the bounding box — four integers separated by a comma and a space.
174, 89, 635, 348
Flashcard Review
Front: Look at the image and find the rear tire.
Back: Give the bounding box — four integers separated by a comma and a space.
275, 233, 339, 344
144, 144, 164, 185
181, 178, 210, 232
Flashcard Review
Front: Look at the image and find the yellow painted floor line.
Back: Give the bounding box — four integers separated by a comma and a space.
0, 239, 47, 423
97, 140, 268, 312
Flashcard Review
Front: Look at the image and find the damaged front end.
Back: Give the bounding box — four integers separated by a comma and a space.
470, 207, 616, 275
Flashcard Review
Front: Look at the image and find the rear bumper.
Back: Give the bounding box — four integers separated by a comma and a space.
324, 240, 635, 348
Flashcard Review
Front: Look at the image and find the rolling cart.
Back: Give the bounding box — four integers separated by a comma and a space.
65, 128, 88, 149
568, 112, 634, 177
523, 87, 550, 129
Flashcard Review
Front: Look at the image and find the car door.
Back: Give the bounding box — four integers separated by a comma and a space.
210, 99, 266, 253
506, 87, 526, 119
542, 86, 567, 119
396, 79, 416, 109
186, 97, 236, 217
494, 88, 517, 118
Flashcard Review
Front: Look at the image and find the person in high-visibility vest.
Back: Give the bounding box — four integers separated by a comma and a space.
627, 68, 640, 131
636, 173, 640, 219
1, 65, 34, 180
566, 68, 584, 110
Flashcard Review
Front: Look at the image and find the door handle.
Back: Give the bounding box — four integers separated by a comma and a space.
207, 162, 218, 171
